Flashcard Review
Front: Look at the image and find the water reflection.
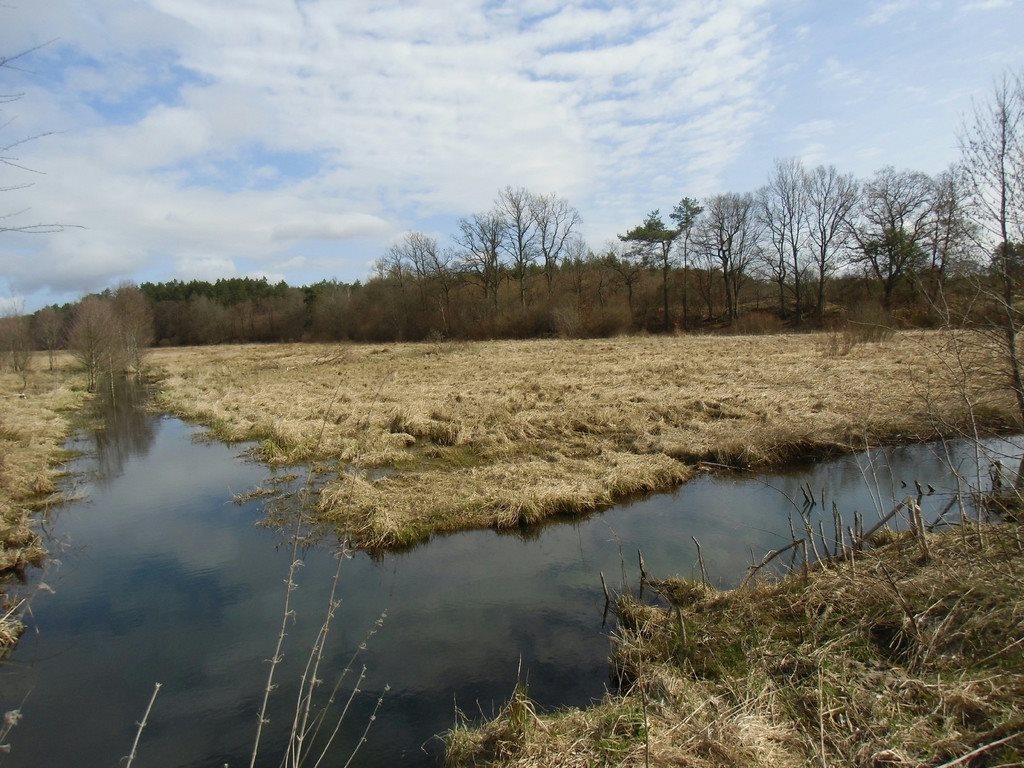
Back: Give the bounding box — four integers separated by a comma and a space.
91, 377, 158, 485
0, 400, 1020, 767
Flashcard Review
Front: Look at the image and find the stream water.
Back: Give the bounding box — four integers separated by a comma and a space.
1, 389, 1019, 767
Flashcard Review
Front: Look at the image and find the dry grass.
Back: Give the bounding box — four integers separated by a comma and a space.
447, 523, 1024, 767
0, 353, 89, 653
149, 332, 1016, 548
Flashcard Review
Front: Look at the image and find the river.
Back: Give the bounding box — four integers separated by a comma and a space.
1, 388, 1017, 766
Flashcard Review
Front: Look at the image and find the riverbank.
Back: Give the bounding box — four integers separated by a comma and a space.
0, 356, 89, 652
150, 332, 1016, 548
447, 520, 1024, 767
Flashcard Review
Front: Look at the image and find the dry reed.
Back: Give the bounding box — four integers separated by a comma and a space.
0, 354, 89, 653
447, 522, 1024, 767
150, 333, 1015, 548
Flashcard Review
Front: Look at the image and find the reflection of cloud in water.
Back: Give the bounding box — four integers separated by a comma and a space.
2, 412, 1021, 768
91, 378, 160, 485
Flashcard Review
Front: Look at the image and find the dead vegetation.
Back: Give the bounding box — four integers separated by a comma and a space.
150, 332, 1016, 548
447, 521, 1024, 767
0, 354, 89, 654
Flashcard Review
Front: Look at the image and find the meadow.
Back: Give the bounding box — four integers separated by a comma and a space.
2, 331, 1021, 765
149, 331, 1013, 548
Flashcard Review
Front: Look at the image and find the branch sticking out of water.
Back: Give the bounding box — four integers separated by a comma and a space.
123, 682, 161, 768
691, 536, 708, 587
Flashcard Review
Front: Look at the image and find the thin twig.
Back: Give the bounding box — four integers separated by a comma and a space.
250, 528, 303, 768
933, 730, 1024, 767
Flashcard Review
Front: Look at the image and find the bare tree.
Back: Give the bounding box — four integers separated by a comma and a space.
112, 283, 154, 375
0, 306, 31, 376
696, 192, 762, 322
805, 164, 858, 325
959, 71, 1024, 421
530, 192, 581, 293
922, 167, 976, 302
68, 297, 123, 392
496, 186, 537, 309
561, 236, 590, 311
758, 158, 809, 323
33, 305, 62, 370
693, 249, 721, 320
386, 231, 438, 314
428, 245, 462, 337
455, 211, 505, 316
848, 166, 933, 308
756, 184, 790, 319
374, 245, 413, 339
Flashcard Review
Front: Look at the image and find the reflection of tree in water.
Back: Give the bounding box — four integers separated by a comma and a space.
91, 377, 158, 484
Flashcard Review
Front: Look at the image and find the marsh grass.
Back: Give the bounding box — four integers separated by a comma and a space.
0, 354, 89, 653
150, 333, 1013, 548
447, 521, 1024, 767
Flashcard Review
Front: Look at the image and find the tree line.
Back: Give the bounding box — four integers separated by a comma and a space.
1, 71, 1022, 374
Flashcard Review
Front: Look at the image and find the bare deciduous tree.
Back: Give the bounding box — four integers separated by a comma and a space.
112, 282, 154, 376
759, 158, 809, 323
756, 184, 790, 320
68, 297, 123, 392
805, 164, 858, 324
428, 245, 461, 337
455, 211, 506, 317
496, 186, 537, 310
33, 305, 63, 370
959, 71, 1024, 421
385, 231, 439, 314
530, 192, 581, 294
696, 192, 762, 322
922, 167, 976, 302
0, 308, 31, 376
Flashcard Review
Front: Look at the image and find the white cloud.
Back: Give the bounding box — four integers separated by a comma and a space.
2, 0, 783, 301
174, 255, 237, 281
789, 119, 835, 142
860, 0, 916, 26
962, 0, 1011, 10
3, 0, 1023, 305
271, 215, 390, 242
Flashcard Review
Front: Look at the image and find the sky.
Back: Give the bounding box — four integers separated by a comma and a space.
1, 0, 1022, 311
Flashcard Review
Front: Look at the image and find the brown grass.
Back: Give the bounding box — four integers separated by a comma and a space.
447, 523, 1024, 767
0, 353, 89, 653
149, 332, 1016, 548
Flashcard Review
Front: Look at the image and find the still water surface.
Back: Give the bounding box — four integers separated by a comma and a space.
1, 392, 1018, 767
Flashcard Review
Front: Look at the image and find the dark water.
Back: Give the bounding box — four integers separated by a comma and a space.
1, 391, 1019, 767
